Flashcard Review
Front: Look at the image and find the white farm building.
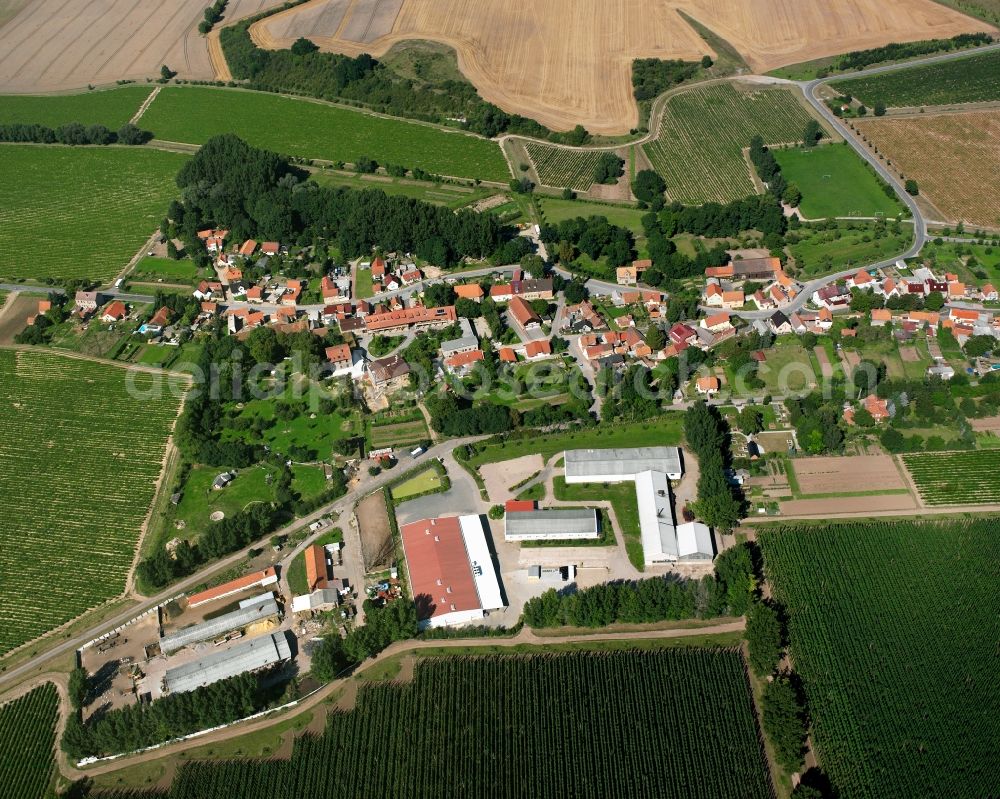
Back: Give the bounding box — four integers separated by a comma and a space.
563, 446, 713, 566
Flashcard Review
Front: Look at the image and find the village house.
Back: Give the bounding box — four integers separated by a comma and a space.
700, 312, 733, 333
616, 259, 651, 286
669, 323, 698, 347
371, 256, 387, 280
769, 311, 792, 335
508, 296, 541, 331
498, 347, 517, 364
74, 290, 101, 314
260, 242, 280, 257
444, 349, 485, 375
847, 269, 876, 290
696, 376, 721, 396
524, 339, 553, 360
454, 283, 484, 302
401, 267, 422, 286
239, 239, 257, 258
440, 318, 479, 359
812, 284, 850, 310
871, 308, 892, 327
101, 300, 128, 323
489, 278, 554, 303
321, 276, 340, 303
367, 355, 411, 395
194, 280, 223, 301
981, 283, 998, 301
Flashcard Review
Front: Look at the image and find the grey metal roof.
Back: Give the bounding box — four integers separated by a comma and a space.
505, 509, 598, 537
440, 318, 478, 355
564, 447, 682, 480
160, 598, 280, 655
163, 632, 292, 695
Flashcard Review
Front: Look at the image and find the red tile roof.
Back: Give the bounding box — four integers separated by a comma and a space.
365, 304, 457, 332
188, 567, 277, 607
400, 517, 480, 622
505, 500, 536, 512
305, 545, 328, 592
524, 339, 552, 358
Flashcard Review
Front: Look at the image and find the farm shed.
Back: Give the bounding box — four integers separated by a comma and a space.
159, 598, 280, 655
564, 446, 683, 482
163, 632, 292, 695
504, 508, 599, 542
400, 515, 505, 629
187, 567, 278, 608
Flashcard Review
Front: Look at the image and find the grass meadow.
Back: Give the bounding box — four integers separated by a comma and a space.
0, 146, 187, 282
141, 87, 510, 182
0, 86, 151, 128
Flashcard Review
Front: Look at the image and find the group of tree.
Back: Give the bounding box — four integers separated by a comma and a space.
219, 22, 589, 145
786, 392, 845, 454
748, 135, 801, 206
310, 599, 419, 679
62, 671, 279, 760
169, 135, 511, 268
424, 390, 514, 437
684, 401, 743, 531
592, 152, 625, 185
198, 0, 227, 33
539, 215, 635, 269
522, 543, 756, 627
0, 121, 152, 145
631, 57, 701, 102
632, 169, 667, 208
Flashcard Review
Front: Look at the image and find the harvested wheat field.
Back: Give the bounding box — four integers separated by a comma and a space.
789, 454, 908, 495
252, 0, 986, 133
855, 110, 1000, 228
0, 0, 285, 92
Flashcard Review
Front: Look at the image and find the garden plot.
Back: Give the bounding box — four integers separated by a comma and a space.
0, 350, 183, 656
356, 490, 394, 572
789, 454, 908, 495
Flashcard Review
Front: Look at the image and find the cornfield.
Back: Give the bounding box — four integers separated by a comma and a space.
127, 650, 774, 799
760, 519, 1000, 798
0, 682, 60, 799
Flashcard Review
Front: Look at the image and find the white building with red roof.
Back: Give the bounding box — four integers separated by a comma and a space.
399, 515, 505, 629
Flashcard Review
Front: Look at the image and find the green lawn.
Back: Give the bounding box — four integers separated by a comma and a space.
0, 86, 151, 128
354, 266, 374, 299
0, 146, 187, 282
789, 221, 913, 278
224, 396, 356, 458
921, 240, 1000, 285
291, 464, 330, 502
130, 256, 199, 283
135, 343, 176, 367
310, 169, 491, 209
537, 196, 647, 234
172, 465, 276, 533
142, 87, 510, 182
390, 466, 443, 500
774, 144, 901, 219
755, 343, 819, 395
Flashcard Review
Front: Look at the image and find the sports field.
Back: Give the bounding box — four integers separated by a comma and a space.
0, 146, 187, 282
154, 649, 774, 798
0, 86, 151, 128
644, 82, 819, 204
831, 48, 1000, 108
0, 350, 183, 656
141, 87, 510, 182
773, 144, 900, 219
760, 519, 1000, 798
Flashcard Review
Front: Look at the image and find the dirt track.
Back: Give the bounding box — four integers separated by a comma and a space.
251, 0, 987, 134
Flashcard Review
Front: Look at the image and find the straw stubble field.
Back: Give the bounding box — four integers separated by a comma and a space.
251, 0, 987, 133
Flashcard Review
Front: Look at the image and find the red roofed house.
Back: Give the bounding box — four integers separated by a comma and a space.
444, 349, 485, 375
325, 344, 353, 372
365, 304, 457, 334
246, 286, 263, 302
401, 268, 422, 285
524, 339, 552, 359
704, 283, 724, 305
696, 376, 721, 395
669, 323, 697, 346
454, 283, 484, 301
321, 276, 340, 303
863, 393, 894, 422
508, 296, 541, 330
849, 269, 875, 289
260, 242, 280, 256
982, 283, 998, 301
101, 300, 127, 323
148, 306, 170, 328
871, 308, 892, 326
371, 256, 386, 279
239, 239, 257, 257
399, 515, 505, 628
701, 312, 732, 332
305, 544, 329, 592
721, 290, 745, 309
498, 347, 517, 363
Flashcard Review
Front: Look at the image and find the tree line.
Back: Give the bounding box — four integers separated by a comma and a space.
169, 135, 512, 268
523, 543, 755, 628
0, 121, 152, 146
684, 401, 743, 531
833, 32, 992, 73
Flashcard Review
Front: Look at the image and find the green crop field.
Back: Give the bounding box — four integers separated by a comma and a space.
525, 143, 602, 191
0, 683, 60, 799
129, 257, 199, 283
902, 450, 1000, 504
0, 350, 183, 655
0, 146, 187, 282
643, 83, 817, 204
831, 49, 1000, 108
773, 144, 900, 218
156, 650, 773, 798
141, 87, 510, 182
0, 86, 151, 128
760, 519, 1000, 798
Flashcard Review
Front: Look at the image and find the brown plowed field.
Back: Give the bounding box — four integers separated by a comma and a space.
855, 110, 1000, 229
790, 454, 907, 495
0, 0, 286, 92
251, 0, 987, 134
